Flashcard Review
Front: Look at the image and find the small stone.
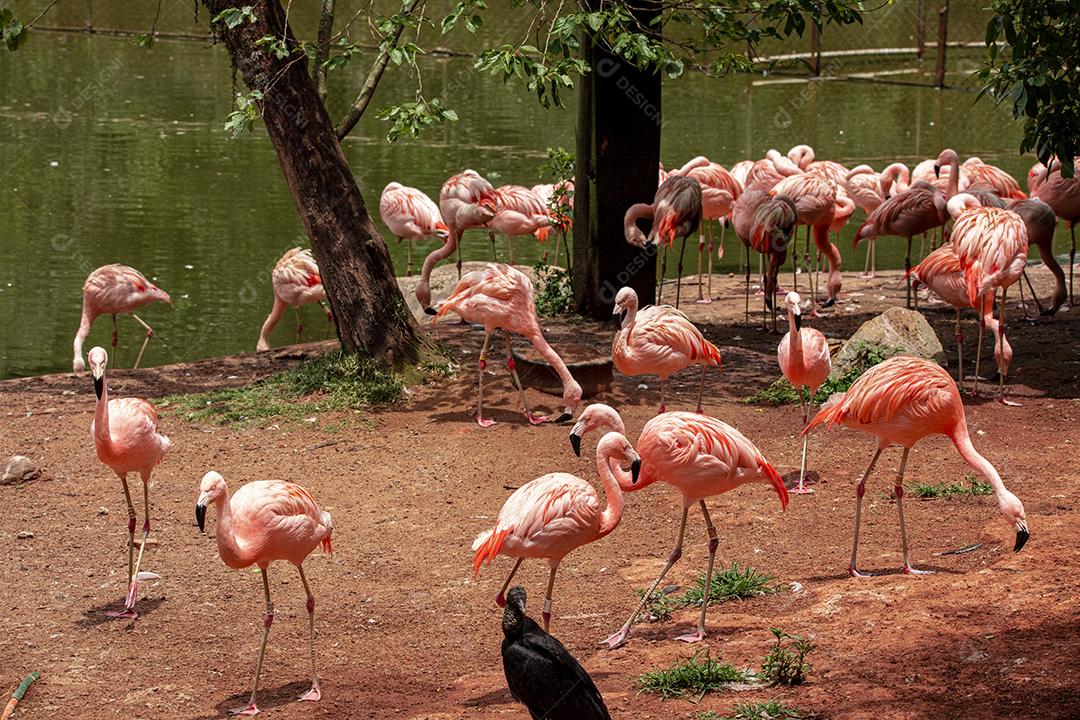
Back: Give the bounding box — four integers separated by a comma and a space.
2, 455, 40, 486
17, 531, 34, 540
98, 507, 109, 515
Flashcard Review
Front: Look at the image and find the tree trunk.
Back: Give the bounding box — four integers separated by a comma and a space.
202, 0, 422, 365
573, 0, 661, 320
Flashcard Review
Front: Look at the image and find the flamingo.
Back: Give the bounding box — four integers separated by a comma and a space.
732, 188, 772, 323
777, 291, 831, 494
947, 193, 1028, 404
195, 471, 333, 715
879, 162, 911, 198
787, 144, 849, 184
472, 431, 639, 631
730, 160, 754, 189
379, 182, 450, 277
611, 286, 722, 414
1030, 159, 1080, 303
1008, 198, 1067, 316
256, 248, 332, 352
960, 157, 1027, 200
744, 150, 801, 192
567, 403, 788, 648
87, 347, 171, 620
804, 355, 1029, 576
844, 165, 886, 277
434, 263, 582, 426
531, 180, 574, 268
624, 175, 703, 307
669, 157, 741, 303
748, 193, 799, 331
487, 185, 551, 266
770, 174, 843, 307
416, 169, 498, 313
72, 264, 171, 373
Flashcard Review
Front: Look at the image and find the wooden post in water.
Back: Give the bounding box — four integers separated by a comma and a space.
934, 2, 949, 88
810, 24, 821, 76
84, 0, 93, 30
916, 0, 926, 58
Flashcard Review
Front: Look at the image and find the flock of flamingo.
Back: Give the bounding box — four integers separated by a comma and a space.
66, 144, 1073, 717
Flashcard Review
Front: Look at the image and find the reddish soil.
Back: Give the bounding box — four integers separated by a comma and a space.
1, 269, 1078, 720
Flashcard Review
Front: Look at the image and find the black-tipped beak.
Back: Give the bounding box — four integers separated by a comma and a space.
1014, 528, 1029, 553
424, 306, 437, 316
93, 375, 103, 400
554, 412, 572, 424
612, 310, 625, 330
934, 164, 941, 179
569, 433, 582, 457
631, 459, 641, 484
196, 503, 207, 533
793, 313, 802, 332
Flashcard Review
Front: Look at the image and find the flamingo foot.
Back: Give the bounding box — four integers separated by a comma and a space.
105, 608, 138, 620
525, 412, 549, 426
820, 297, 837, 309
298, 684, 321, 703
860, 272, 877, 279
229, 703, 260, 716
675, 628, 706, 644
790, 484, 815, 495
599, 625, 631, 650
476, 415, 496, 428
125, 581, 138, 609
694, 296, 713, 305
848, 565, 873, 578
902, 565, 933, 576
997, 397, 1022, 407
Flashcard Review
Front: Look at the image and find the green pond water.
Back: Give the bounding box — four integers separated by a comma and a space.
0, 3, 1055, 378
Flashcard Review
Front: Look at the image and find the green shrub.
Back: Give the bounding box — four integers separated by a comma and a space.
760, 628, 815, 687
533, 260, 574, 316
697, 700, 803, 719
638, 653, 750, 700
746, 341, 900, 406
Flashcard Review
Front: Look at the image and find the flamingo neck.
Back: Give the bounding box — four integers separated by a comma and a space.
624, 203, 653, 247
94, 375, 111, 447
945, 156, 960, 199
949, 425, 1009, 499
527, 331, 577, 398
595, 453, 625, 539
73, 310, 93, 372
787, 314, 803, 354
213, 492, 249, 568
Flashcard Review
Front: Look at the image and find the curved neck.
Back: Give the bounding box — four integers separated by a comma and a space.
528, 331, 576, 396
624, 203, 653, 246
949, 425, 1009, 499
595, 453, 625, 538
73, 311, 93, 371
258, 297, 286, 349
786, 311, 803, 351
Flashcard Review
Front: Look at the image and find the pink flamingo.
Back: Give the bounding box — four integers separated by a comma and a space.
624, 175, 703, 307
416, 170, 498, 312
1009, 198, 1067, 315
487, 185, 551, 266
770, 174, 843, 307
960, 157, 1026, 200
804, 355, 1029, 576
879, 162, 911, 198
567, 403, 788, 647
73, 264, 171, 373
611, 286, 721, 414
670, 157, 740, 303
844, 165, 887, 277
777, 291, 831, 494
947, 193, 1028, 404
531, 181, 574, 267
379, 182, 450, 277
472, 431, 639, 631
434, 263, 582, 426
729, 160, 754, 190
1031, 159, 1080, 303
744, 150, 801, 192
256, 248, 332, 352
87, 346, 171, 619
196, 471, 333, 715
787, 144, 849, 184
731, 188, 771, 323
748, 193, 799, 331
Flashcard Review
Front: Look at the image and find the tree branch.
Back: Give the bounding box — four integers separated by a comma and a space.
313, 0, 335, 101
334, 0, 423, 140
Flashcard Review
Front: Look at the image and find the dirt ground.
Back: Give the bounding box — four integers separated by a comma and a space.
1, 267, 1079, 720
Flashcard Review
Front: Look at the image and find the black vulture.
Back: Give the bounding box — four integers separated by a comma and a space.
501, 586, 611, 720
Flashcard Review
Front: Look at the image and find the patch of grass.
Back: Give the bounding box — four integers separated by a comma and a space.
157, 351, 408, 428
681, 563, 782, 607
913, 475, 993, 498
745, 341, 900, 406
638, 653, 751, 700
636, 586, 681, 622
760, 628, 815, 687
533, 260, 573, 316
697, 700, 803, 720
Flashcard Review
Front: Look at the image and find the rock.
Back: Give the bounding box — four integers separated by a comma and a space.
2, 455, 40, 486
16, 531, 34, 540
830, 307, 946, 380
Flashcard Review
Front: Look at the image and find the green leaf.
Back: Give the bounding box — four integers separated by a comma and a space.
212, 5, 257, 30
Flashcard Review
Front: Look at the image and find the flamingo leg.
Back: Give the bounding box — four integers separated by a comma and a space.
657, 244, 668, 304
792, 387, 814, 494
695, 365, 707, 414
111, 314, 119, 350
676, 500, 719, 644
695, 227, 705, 302
124, 476, 153, 612
849, 448, 883, 578
601, 506, 689, 650
973, 315, 986, 397
542, 566, 558, 631
231, 568, 273, 716
743, 244, 751, 324
507, 234, 515, 266
495, 557, 524, 608
893, 448, 930, 575
318, 301, 332, 339
905, 236, 914, 308
863, 237, 871, 277
870, 237, 877, 278
955, 310, 964, 392
675, 234, 691, 308
504, 331, 547, 425
107, 474, 136, 617
476, 332, 495, 427
1021, 268, 1044, 317
293, 306, 304, 345
708, 221, 721, 300
406, 238, 414, 277
130, 313, 156, 370
456, 241, 463, 279
658, 379, 666, 415
998, 287, 1021, 406
488, 229, 497, 261
297, 565, 321, 703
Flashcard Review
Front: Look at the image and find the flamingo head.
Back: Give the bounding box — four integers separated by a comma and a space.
569, 403, 626, 456
149, 285, 172, 306
997, 489, 1029, 552
87, 346, 108, 399
434, 221, 450, 240
597, 431, 641, 487
946, 193, 980, 219
787, 144, 815, 169
612, 287, 639, 328
785, 291, 803, 331
934, 148, 960, 178
196, 471, 227, 532
557, 379, 583, 425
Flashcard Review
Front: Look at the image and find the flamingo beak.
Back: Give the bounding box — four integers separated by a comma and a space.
195, 501, 207, 533
794, 313, 802, 332
934, 164, 941, 179
569, 432, 582, 457
612, 308, 626, 329
554, 410, 573, 424
91, 367, 104, 400
1014, 521, 1029, 552
631, 458, 641, 484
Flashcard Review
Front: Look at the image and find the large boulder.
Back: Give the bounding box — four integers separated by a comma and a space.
2, 455, 40, 486
830, 307, 946, 380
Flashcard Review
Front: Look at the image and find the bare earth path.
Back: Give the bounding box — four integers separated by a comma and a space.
1, 269, 1078, 719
